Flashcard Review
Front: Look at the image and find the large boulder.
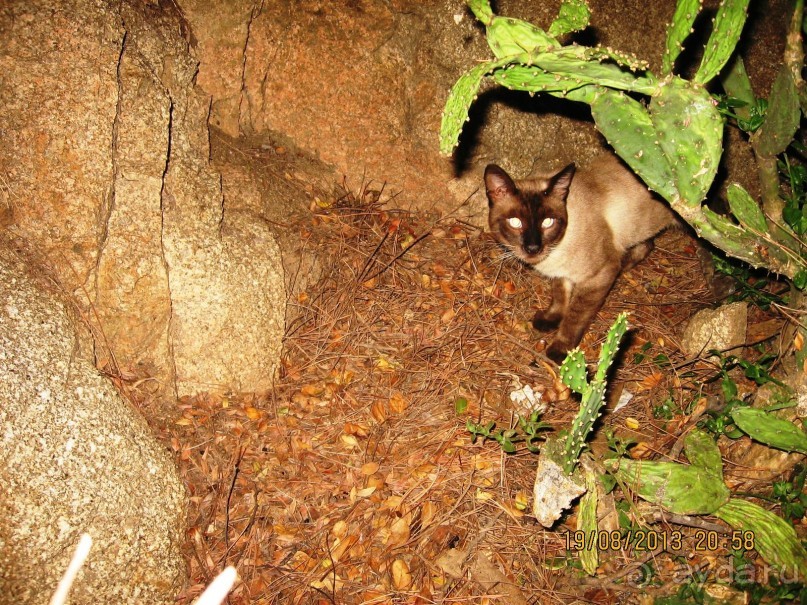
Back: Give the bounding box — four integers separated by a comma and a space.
0, 248, 186, 603
180, 0, 790, 217
0, 0, 286, 397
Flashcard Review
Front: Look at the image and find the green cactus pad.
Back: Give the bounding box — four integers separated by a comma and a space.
715, 498, 807, 577
611, 459, 730, 514
560, 348, 588, 394
755, 65, 801, 157
590, 89, 678, 202
683, 429, 723, 476
577, 468, 599, 575
490, 64, 591, 96
727, 183, 768, 233
439, 59, 504, 155
529, 49, 656, 93
587, 46, 650, 72
466, 0, 494, 25
700, 207, 789, 270
662, 0, 702, 75
594, 312, 628, 382
548, 0, 591, 38
694, 0, 751, 84
487, 16, 558, 58
649, 78, 723, 206
719, 55, 756, 112
731, 407, 807, 454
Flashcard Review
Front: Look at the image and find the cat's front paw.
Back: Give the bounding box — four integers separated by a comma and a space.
545, 341, 571, 364
532, 311, 561, 332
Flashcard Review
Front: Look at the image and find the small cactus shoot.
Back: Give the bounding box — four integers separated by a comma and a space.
560, 312, 628, 474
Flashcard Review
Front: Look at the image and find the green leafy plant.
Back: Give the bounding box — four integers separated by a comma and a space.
772, 465, 807, 523
712, 253, 787, 310
466, 411, 551, 453
716, 94, 768, 133
698, 350, 791, 439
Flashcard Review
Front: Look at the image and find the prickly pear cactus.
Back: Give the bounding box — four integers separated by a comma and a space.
715, 498, 807, 577
648, 77, 723, 208
694, 0, 751, 84
440, 0, 807, 286
662, 0, 700, 75
548, 0, 591, 38
682, 429, 724, 476
559, 349, 587, 395
609, 458, 730, 514
731, 407, 807, 454
576, 466, 599, 575
561, 313, 628, 474
608, 429, 730, 514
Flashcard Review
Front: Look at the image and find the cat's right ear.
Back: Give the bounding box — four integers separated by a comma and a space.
484, 164, 516, 207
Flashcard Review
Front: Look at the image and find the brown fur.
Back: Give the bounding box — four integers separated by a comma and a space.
485, 153, 674, 363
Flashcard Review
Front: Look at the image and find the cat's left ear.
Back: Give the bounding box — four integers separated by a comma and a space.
551, 163, 576, 201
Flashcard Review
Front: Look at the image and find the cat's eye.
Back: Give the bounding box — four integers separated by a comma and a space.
541, 217, 555, 229
506, 217, 523, 229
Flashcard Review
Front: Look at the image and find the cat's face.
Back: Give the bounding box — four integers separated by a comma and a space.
484, 163, 574, 265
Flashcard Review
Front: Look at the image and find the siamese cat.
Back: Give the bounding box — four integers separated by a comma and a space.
484, 153, 674, 363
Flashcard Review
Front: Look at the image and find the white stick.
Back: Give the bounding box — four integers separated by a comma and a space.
49, 534, 93, 605
192, 567, 238, 605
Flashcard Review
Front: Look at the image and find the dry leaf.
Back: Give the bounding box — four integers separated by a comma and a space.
341, 434, 360, 449
639, 371, 664, 391
330, 535, 358, 562
420, 501, 437, 529
344, 422, 369, 438
391, 559, 412, 590
440, 308, 456, 323
244, 406, 262, 420
371, 401, 387, 423
361, 462, 380, 476
513, 492, 529, 511
475, 489, 494, 502
375, 357, 400, 371
332, 520, 348, 540
796, 330, 805, 351
389, 392, 407, 414
366, 474, 385, 490
388, 516, 411, 546
356, 486, 377, 498
301, 384, 325, 397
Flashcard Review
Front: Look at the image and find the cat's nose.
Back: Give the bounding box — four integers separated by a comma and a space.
524, 244, 540, 254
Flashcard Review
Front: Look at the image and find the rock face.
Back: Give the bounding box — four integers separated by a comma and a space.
180, 0, 788, 218
0, 0, 286, 397
0, 248, 186, 603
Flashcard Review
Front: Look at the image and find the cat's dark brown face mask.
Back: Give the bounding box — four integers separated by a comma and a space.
484, 163, 573, 265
